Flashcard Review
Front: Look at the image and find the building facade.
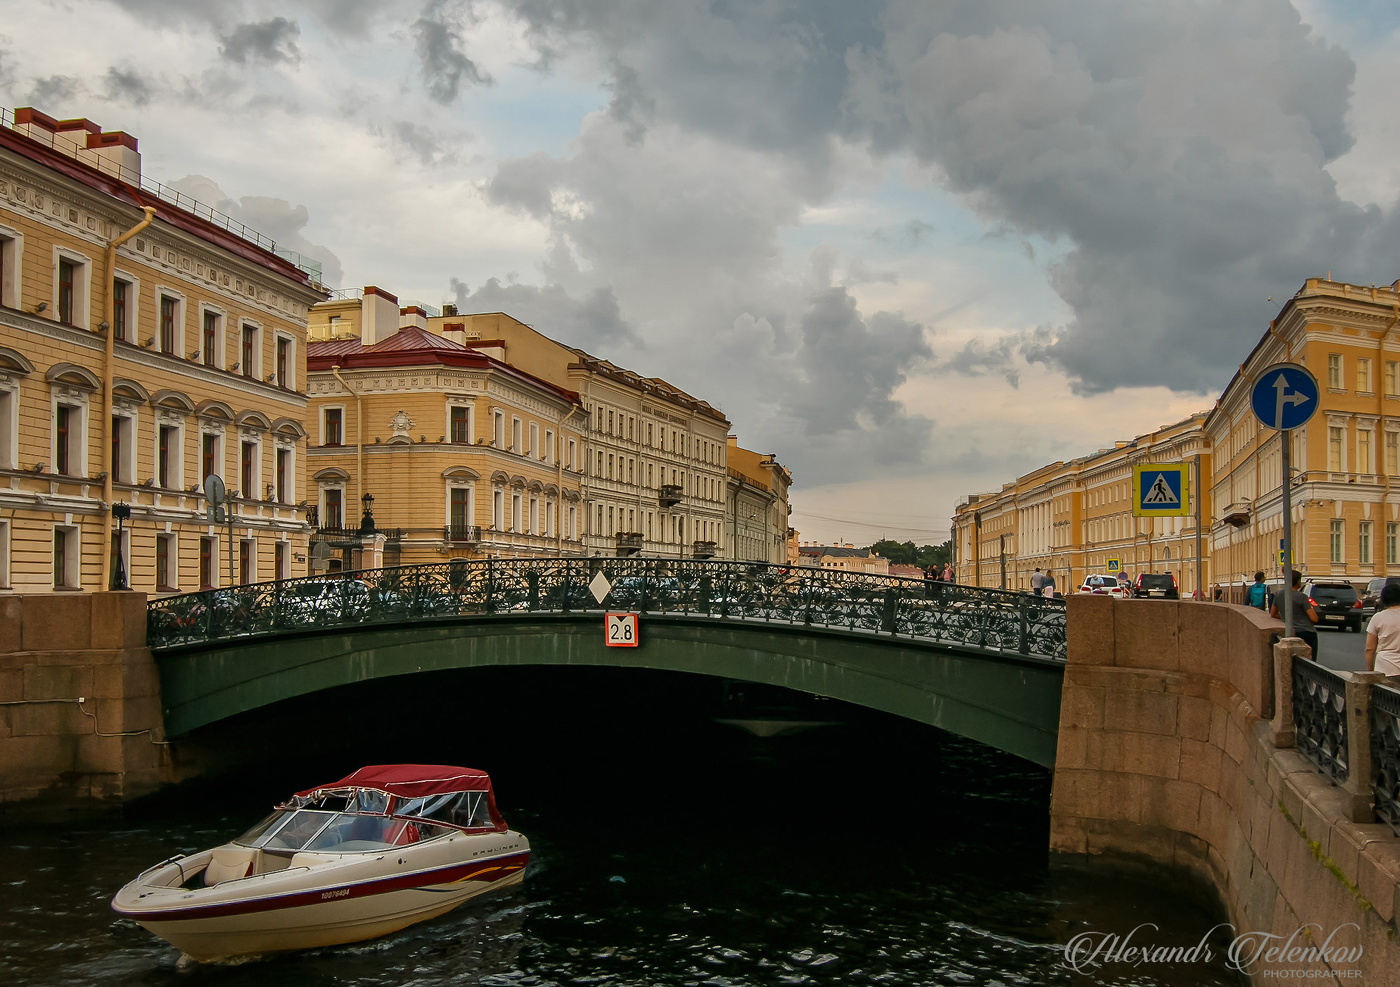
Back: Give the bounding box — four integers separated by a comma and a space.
725, 437, 791, 564
951, 414, 1212, 595
305, 290, 586, 564
0, 106, 323, 594
795, 543, 891, 576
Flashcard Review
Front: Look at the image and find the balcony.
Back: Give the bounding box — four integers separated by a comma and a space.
659, 484, 683, 507
692, 540, 718, 559
616, 532, 644, 556
445, 523, 482, 543
1220, 503, 1251, 528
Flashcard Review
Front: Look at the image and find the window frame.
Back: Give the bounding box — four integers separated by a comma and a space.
156, 288, 185, 355
52, 247, 92, 329
112, 272, 139, 343
0, 226, 23, 310
198, 304, 225, 368
447, 401, 473, 444
321, 406, 345, 447
239, 319, 261, 378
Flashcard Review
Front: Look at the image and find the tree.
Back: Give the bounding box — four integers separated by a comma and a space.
866, 539, 952, 571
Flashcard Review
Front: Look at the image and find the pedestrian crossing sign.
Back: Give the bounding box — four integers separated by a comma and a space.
1132, 463, 1191, 517
1106, 558, 1121, 574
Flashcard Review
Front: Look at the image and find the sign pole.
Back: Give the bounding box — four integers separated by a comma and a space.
1194, 453, 1204, 600
1280, 429, 1294, 640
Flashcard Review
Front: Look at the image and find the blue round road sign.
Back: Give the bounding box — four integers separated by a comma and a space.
1250, 362, 1319, 431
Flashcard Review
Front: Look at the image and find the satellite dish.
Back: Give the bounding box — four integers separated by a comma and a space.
204, 474, 226, 506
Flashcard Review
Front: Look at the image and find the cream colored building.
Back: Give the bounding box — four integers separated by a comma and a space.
725, 437, 791, 564
316, 306, 734, 559
952, 414, 1212, 595
796, 543, 891, 576
305, 289, 586, 564
0, 106, 323, 593
1208, 277, 1400, 592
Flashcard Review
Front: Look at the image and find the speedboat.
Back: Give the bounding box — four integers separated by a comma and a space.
112, 764, 529, 962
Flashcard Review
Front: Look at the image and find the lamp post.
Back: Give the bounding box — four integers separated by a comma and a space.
110, 501, 131, 590
359, 492, 376, 534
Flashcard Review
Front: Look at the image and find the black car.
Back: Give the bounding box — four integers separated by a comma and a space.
1362, 576, 1400, 617
1133, 573, 1179, 599
1303, 580, 1362, 632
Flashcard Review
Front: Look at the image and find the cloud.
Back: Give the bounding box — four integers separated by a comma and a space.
166, 175, 344, 288
412, 0, 491, 104
28, 75, 82, 105
103, 67, 154, 106
219, 17, 302, 65
450, 276, 639, 352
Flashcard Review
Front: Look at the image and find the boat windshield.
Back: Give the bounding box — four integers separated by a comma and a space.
393, 790, 494, 829
234, 808, 449, 852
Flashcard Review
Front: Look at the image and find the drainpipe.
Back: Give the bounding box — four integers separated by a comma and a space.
972, 511, 982, 588
331, 365, 362, 515
100, 205, 158, 591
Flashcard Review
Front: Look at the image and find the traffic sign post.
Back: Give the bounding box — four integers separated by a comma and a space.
1132, 463, 1191, 517
1106, 558, 1121, 575
1250, 363, 1320, 642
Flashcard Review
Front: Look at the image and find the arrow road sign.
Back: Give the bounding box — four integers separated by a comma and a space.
1250, 363, 1319, 431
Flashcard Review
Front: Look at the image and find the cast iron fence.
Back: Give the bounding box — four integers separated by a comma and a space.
1372, 682, 1400, 835
1293, 658, 1350, 783
145, 557, 1067, 661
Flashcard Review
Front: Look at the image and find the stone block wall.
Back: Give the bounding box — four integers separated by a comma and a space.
1052, 595, 1400, 984
0, 591, 172, 816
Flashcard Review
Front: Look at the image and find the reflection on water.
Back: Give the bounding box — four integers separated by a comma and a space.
0, 667, 1243, 985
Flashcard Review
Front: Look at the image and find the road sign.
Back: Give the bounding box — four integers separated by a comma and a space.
605, 612, 639, 648
1250, 362, 1320, 432
1132, 463, 1191, 517
204, 474, 226, 506
1106, 558, 1121, 574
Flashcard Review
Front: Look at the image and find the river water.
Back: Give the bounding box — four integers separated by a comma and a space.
1, 667, 1244, 986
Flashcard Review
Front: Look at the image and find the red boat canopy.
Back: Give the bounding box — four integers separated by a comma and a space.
296, 764, 494, 800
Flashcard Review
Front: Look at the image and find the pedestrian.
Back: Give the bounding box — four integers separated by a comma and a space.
942, 563, 954, 584
1030, 567, 1046, 594
1246, 571, 1268, 610
1365, 583, 1400, 676
1270, 569, 1318, 659
1212, 583, 1223, 602
1041, 572, 1056, 599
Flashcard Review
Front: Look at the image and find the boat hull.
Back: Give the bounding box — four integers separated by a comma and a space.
114, 834, 529, 961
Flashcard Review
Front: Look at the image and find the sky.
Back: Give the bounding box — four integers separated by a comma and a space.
6, 0, 1400, 547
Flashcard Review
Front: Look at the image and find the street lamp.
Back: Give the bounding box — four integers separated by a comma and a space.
110, 502, 131, 590
359, 492, 376, 534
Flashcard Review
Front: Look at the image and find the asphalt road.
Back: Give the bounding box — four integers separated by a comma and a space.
1313, 623, 1368, 672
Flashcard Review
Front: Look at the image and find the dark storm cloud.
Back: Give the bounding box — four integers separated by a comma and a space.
450, 276, 639, 352
103, 67, 155, 106
28, 75, 81, 105
101, 0, 386, 36
219, 17, 302, 65
412, 0, 490, 104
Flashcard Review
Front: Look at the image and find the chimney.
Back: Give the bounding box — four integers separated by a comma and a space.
12, 109, 140, 181
441, 321, 466, 345
361, 286, 400, 345
399, 305, 429, 332
86, 128, 140, 181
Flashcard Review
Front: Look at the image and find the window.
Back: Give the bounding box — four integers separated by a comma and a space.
568, 505, 576, 540
0, 388, 13, 469
158, 425, 177, 488
1390, 523, 1398, 566
511, 492, 522, 532
276, 337, 290, 387
450, 406, 469, 443
241, 441, 256, 498
112, 414, 133, 484
1330, 519, 1344, 564
493, 411, 504, 447
276, 449, 289, 502
1329, 426, 1344, 471
1328, 354, 1342, 389
156, 533, 176, 590
275, 541, 288, 581
0, 231, 19, 309
58, 259, 75, 324
608, 410, 614, 434
451, 487, 471, 531
567, 438, 576, 469
647, 462, 653, 487
54, 528, 70, 588
1359, 358, 1373, 393
324, 488, 343, 528
607, 454, 614, 479
1388, 361, 1399, 397
493, 490, 504, 529
241, 323, 257, 377
203, 310, 219, 367
529, 422, 538, 457
199, 537, 214, 589
160, 295, 177, 353
113, 278, 131, 341
202, 433, 218, 487
1360, 430, 1374, 474
545, 429, 554, 464
324, 408, 342, 446
511, 417, 522, 453
1389, 432, 1399, 476
239, 539, 253, 585
56, 404, 74, 474
1360, 521, 1373, 565
529, 496, 539, 534
607, 505, 614, 535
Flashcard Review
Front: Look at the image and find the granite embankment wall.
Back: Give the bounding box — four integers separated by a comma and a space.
1051, 595, 1400, 984
0, 592, 172, 817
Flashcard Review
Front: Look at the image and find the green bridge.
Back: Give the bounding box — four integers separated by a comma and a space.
146, 558, 1068, 766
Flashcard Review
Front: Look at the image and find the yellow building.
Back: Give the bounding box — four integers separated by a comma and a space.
952, 414, 1212, 595
0, 106, 323, 593
305, 289, 587, 563
725, 437, 791, 564
1208, 277, 1400, 592
795, 542, 891, 576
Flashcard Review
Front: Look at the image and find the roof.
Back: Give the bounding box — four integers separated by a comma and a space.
798, 545, 872, 558
296, 764, 493, 798
307, 326, 582, 406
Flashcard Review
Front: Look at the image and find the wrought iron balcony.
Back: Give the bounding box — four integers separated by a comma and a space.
659, 484, 683, 507
616, 531, 644, 555
445, 523, 482, 543
692, 540, 718, 559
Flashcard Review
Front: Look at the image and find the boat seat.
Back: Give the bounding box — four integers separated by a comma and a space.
204, 847, 256, 885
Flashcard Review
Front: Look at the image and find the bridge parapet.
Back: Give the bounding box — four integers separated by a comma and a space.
145, 558, 1067, 661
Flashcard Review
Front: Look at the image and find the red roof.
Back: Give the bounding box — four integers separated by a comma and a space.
297, 764, 493, 798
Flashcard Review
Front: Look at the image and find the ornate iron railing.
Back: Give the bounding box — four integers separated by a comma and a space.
1372, 682, 1400, 835
145, 557, 1067, 661
1293, 659, 1349, 783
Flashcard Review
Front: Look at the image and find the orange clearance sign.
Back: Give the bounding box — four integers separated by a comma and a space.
605, 612, 639, 647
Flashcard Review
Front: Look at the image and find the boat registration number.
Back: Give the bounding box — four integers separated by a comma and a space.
605, 612, 639, 648
321, 888, 351, 900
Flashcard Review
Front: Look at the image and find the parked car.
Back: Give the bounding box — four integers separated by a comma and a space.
1078, 574, 1127, 597
1303, 580, 1362, 632
1362, 576, 1400, 617
1133, 573, 1179, 599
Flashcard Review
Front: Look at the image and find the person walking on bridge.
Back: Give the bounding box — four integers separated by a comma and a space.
1247, 572, 1268, 610
1365, 582, 1400, 677
1270, 570, 1318, 659
1030, 568, 1046, 594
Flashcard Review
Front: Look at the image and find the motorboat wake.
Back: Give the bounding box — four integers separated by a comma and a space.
111, 764, 529, 962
